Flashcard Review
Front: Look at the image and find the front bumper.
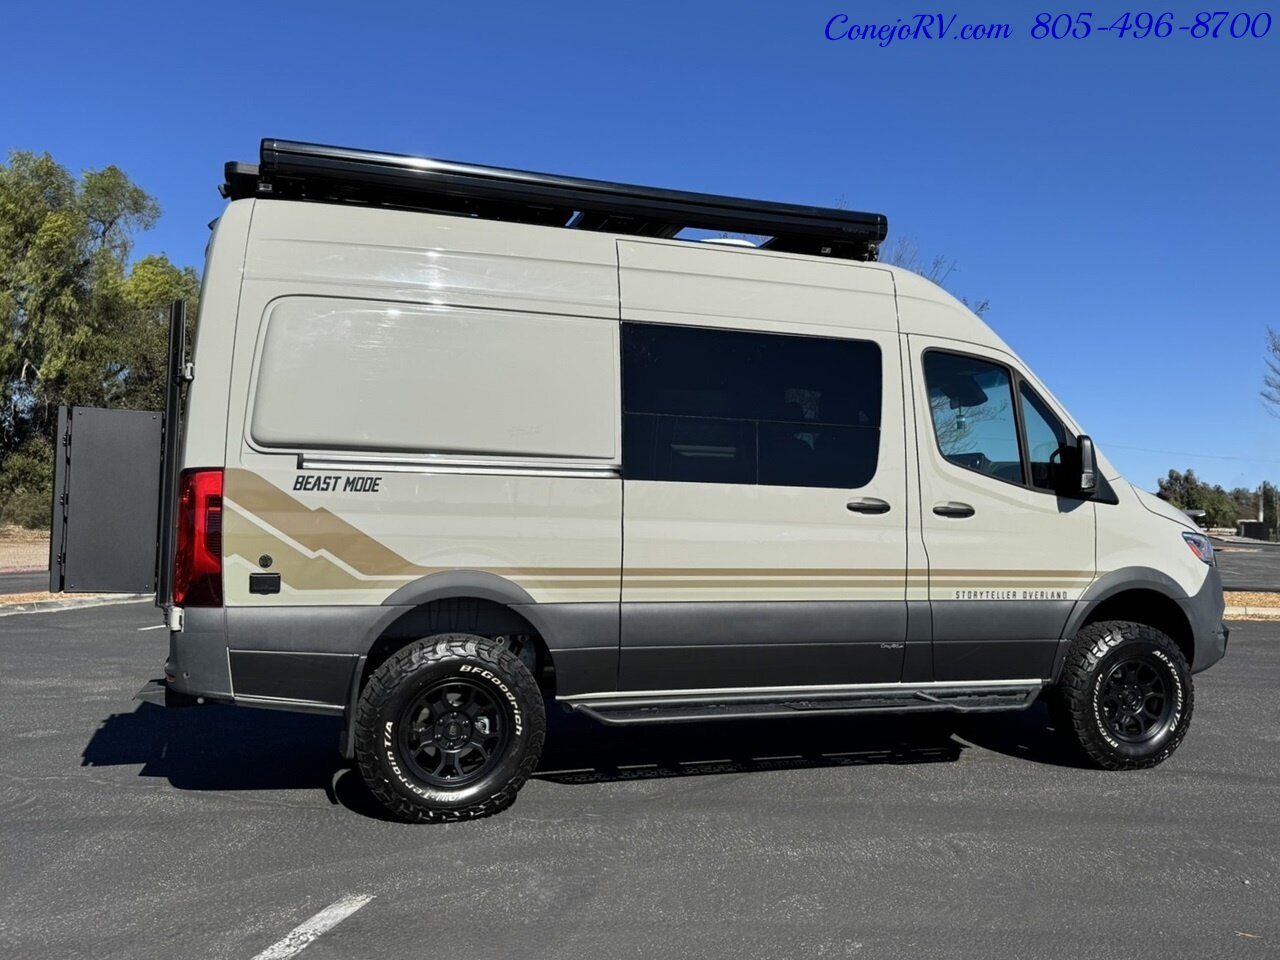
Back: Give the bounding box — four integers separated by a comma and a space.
1179, 566, 1228, 673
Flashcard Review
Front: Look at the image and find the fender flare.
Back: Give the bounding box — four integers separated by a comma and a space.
380, 570, 535, 608
1050, 566, 1190, 680
338, 571, 540, 759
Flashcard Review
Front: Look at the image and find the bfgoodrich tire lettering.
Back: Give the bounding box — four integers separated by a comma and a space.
354, 633, 545, 823
1057, 620, 1194, 770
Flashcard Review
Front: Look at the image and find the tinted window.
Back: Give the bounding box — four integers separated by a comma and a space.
622, 323, 881, 488
923, 351, 1024, 485
1020, 383, 1068, 491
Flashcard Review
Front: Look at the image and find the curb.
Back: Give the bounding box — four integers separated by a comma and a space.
1223, 605, 1280, 621
0, 595, 151, 617
0, 565, 46, 575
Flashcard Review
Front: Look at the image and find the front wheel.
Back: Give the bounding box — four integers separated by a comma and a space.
1056, 620, 1194, 770
354, 633, 546, 822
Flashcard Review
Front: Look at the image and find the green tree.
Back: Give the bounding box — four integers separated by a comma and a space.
1228, 486, 1259, 523
0, 151, 198, 526
1156, 468, 1238, 529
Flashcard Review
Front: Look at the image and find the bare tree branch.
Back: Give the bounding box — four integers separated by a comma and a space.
1261, 328, 1280, 417
883, 236, 987, 317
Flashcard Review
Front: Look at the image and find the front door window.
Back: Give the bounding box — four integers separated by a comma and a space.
922, 351, 1024, 486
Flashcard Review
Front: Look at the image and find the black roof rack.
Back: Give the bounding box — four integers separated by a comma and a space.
221, 139, 887, 261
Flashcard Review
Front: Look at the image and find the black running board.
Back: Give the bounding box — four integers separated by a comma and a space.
567, 684, 1043, 726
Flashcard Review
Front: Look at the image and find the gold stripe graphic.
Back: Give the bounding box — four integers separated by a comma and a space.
223, 469, 1097, 594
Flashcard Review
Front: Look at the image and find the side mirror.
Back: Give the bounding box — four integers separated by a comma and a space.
1076, 435, 1097, 495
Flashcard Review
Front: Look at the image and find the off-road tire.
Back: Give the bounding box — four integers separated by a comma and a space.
1057, 620, 1193, 770
354, 633, 545, 823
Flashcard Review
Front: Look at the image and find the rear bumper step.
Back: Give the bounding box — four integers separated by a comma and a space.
568, 684, 1043, 726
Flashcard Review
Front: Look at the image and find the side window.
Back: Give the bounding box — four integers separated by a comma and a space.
621, 323, 882, 489
251, 298, 616, 458
922, 351, 1024, 485
1020, 383, 1068, 491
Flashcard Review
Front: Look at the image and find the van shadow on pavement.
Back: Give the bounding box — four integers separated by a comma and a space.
81, 701, 344, 792
80, 698, 1087, 819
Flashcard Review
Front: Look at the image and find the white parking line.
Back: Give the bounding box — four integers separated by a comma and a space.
250, 894, 374, 960
137, 624, 166, 631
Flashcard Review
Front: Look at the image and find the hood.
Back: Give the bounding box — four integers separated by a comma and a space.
1131, 484, 1198, 531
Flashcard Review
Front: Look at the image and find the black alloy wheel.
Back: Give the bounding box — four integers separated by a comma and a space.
397, 678, 510, 788
1096, 655, 1176, 744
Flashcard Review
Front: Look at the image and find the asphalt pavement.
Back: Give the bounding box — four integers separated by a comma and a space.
0, 570, 48, 595
1, 602, 1277, 960
1212, 539, 1280, 592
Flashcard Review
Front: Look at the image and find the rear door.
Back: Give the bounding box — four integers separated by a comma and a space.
49, 303, 187, 597
48, 407, 163, 594
909, 337, 1096, 680
617, 241, 907, 692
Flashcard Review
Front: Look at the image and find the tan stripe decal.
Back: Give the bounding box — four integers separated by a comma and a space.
223, 469, 1096, 591
622, 580, 909, 590
223, 505, 411, 591
226, 469, 442, 577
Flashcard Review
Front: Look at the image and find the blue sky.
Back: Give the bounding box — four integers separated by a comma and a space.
3, 1, 1277, 490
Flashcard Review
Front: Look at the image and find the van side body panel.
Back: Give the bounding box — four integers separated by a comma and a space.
903, 330, 1097, 680
216, 203, 625, 701
616, 240, 910, 690
894, 270, 1221, 682
166, 201, 1226, 715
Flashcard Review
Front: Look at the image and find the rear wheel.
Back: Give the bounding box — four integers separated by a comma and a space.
354, 633, 545, 822
1057, 620, 1193, 769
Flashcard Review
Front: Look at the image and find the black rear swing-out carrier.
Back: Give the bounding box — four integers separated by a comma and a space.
222, 138, 889, 262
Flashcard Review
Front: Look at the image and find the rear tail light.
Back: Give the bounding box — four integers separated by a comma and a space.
174, 468, 223, 606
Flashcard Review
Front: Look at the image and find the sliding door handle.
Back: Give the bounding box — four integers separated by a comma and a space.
847, 497, 891, 515
933, 501, 975, 518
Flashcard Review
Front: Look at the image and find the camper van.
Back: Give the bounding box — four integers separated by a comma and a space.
49, 140, 1228, 822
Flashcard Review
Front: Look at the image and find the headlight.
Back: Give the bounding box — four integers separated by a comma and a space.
1182, 531, 1215, 566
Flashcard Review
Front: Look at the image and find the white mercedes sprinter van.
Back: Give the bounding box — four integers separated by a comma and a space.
50, 140, 1228, 822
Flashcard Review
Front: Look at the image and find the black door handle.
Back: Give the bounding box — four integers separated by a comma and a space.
933, 501, 975, 518
847, 497, 891, 515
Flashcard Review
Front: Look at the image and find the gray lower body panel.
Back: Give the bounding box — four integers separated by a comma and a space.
619, 601, 907, 691
164, 596, 1094, 710
228, 650, 357, 705
165, 602, 622, 704
930, 600, 1074, 680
